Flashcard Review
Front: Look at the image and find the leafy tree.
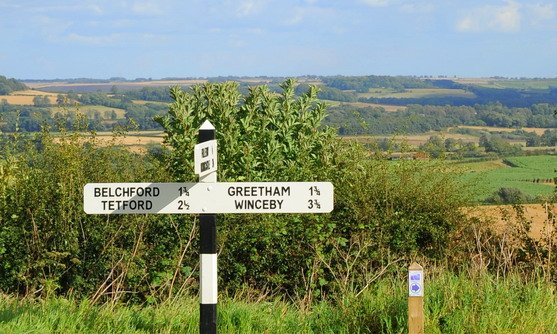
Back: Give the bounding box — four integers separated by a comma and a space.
0, 75, 27, 94
156, 79, 470, 295
485, 187, 531, 204
479, 134, 522, 155
0, 99, 8, 112
419, 135, 445, 158
32, 95, 51, 107
541, 130, 557, 146
155, 79, 335, 182
56, 94, 66, 106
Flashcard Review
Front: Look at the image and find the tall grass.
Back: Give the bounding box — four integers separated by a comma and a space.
1, 270, 555, 334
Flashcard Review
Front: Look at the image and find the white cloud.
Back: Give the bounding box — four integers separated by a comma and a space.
141, 33, 170, 44
26, 3, 103, 15
284, 7, 306, 25
283, 5, 335, 26
456, 1, 521, 33
236, 0, 266, 17
131, 1, 163, 15
87, 4, 103, 15
495, 1, 521, 31
400, 3, 435, 14
526, 3, 555, 23
360, 0, 390, 7
228, 36, 247, 48
66, 33, 123, 45
246, 28, 264, 35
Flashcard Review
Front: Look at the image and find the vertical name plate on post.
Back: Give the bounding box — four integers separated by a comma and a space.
194, 139, 217, 178
197, 120, 217, 334
408, 262, 424, 334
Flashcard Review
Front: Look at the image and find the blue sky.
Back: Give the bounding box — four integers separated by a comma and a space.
1, 0, 556, 79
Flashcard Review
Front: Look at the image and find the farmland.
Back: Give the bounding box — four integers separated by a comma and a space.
458, 155, 557, 201
0, 89, 58, 105
24, 79, 209, 93
320, 99, 405, 112
48, 105, 127, 118
94, 131, 164, 152
455, 77, 557, 90
346, 131, 479, 146
356, 88, 475, 99
457, 125, 555, 136
1, 76, 557, 333
466, 203, 556, 240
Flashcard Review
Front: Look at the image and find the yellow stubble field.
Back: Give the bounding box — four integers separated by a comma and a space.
0, 90, 58, 105
92, 131, 165, 153
346, 131, 480, 146
465, 204, 556, 240
458, 125, 553, 136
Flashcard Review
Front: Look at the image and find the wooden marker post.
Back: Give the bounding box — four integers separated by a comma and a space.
197, 120, 218, 334
408, 262, 424, 334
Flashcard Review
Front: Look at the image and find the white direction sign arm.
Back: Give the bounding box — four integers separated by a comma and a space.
83, 182, 334, 214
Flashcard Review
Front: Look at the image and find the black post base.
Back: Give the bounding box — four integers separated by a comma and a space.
200, 303, 217, 334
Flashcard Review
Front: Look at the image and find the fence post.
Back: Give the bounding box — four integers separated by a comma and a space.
408, 262, 424, 334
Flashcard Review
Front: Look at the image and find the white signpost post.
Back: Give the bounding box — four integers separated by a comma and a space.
83, 120, 334, 334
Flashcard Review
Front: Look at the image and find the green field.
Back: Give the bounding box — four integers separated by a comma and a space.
357, 88, 476, 99
458, 155, 557, 201
475, 78, 557, 90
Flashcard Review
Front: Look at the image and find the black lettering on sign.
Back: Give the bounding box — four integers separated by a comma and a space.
227, 186, 291, 197
202, 147, 209, 158
234, 199, 284, 210
200, 160, 211, 172
178, 200, 190, 210
178, 187, 189, 196
101, 200, 153, 211
94, 187, 160, 198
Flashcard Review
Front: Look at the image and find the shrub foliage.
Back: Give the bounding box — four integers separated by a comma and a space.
0, 81, 471, 302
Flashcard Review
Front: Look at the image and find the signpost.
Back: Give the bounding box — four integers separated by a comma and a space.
83, 120, 334, 334
198, 120, 218, 334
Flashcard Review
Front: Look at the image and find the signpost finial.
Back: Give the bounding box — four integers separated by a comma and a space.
200, 120, 215, 131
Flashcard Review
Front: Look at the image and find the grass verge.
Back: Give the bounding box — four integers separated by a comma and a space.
1, 270, 556, 333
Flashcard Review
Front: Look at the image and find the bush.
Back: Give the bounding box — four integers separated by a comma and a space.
0, 130, 194, 301
157, 80, 471, 296
484, 187, 532, 204
0, 80, 473, 302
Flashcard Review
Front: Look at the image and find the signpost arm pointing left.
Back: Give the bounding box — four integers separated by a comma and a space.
198, 120, 217, 334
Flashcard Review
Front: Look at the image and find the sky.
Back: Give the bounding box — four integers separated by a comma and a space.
0, 0, 556, 79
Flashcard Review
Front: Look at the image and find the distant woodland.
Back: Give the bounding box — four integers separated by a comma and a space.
0, 75, 27, 94
1, 75, 557, 137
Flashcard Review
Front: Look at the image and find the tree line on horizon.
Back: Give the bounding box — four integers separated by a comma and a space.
1, 75, 557, 137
